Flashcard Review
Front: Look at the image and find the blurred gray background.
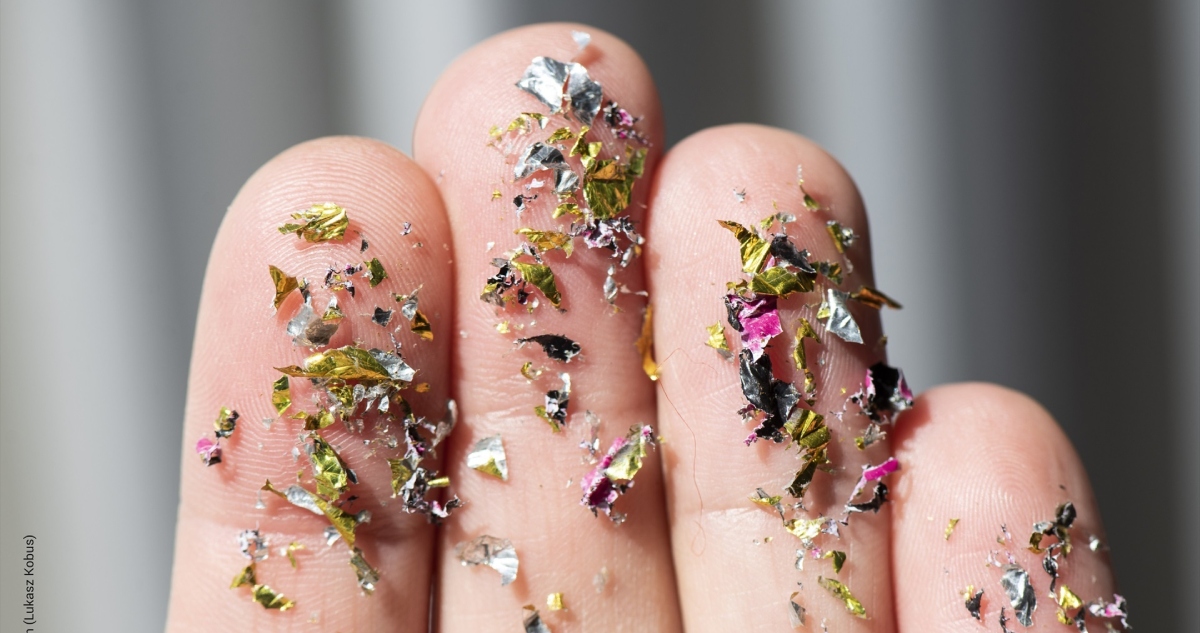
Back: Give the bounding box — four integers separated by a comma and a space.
1, 1, 1196, 631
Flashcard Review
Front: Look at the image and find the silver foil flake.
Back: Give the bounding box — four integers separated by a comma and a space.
287, 295, 339, 347
513, 142, 578, 195
457, 535, 519, 586
466, 434, 509, 481
237, 529, 268, 562
515, 56, 603, 123
817, 288, 862, 344
788, 591, 806, 628
571, 30, 591, 51
367, 348, 416, 382
1000, 564, 1037, 627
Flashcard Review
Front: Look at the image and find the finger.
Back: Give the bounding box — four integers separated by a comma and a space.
166, 137, 453, 631
890, 384, 1121, 632
413, 24, 681, 631
647, 125, 897, 631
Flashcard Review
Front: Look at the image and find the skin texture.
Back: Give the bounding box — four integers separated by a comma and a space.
165, 22, 1119, 633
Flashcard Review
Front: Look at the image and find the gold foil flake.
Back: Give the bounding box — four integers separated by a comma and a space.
292, 408, 335, 430
230, 564, 256, 588
322, 298, 344, 322
750, 488, 784, 518
516, 227, 574, 257
285, 542, 304, 568
636, 305, 659, 380
214, 407, 239, 439
271, 376, 291, 415
410, 309, 433, 341
457, 535, 519, 586
466, 434, 508, 481
784, 517, 837, 542
825, 550, 847, 573
492, 189, 503, 200
276, 345, 413, 383
546, 592, 565, 611
784, 408, 830, 500
546, 127, 574, 143
250, 584, 296, 611
308, 435, 355, 500
825, 221, 858, 253
363, 258, 388, 287
278, 203, 349, 242
269, 265, 300, 311
512, 261, 562, 307
850, 285, 902, 309
945, 518, 961, 540
704, 322, 733, 359
523, 605, 553, 633
496, 320, 511, 334
603, 424, 654, 482
349, 547, 380, 594
750, 266, 813, 297
818, 576, 866, 618
520, 362, 543, 381
553, 202, 581, 218
1055, 585, 1083, 624
718, 220, 771, 274
569, 125, 594, 157
817, 288, 863, 344
792, 318, 820, 401
582, 160, 634, 219
261, 479, 363, 547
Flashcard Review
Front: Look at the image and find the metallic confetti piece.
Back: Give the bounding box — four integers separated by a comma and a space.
238, 529, 268, 561
726, 294, 782, 360
817, 288, 862, 344
516, 334, 580, 362
287, 294, 340, 348
213, 407, 239, 439
1029, 501, 1076, 554
554, 202, 581, 218
636, 305, 659, 380
512, 260, 563, 307
277, 345, 415, 383
545, 127, 574, 143
1000, 606, 1014, 633
845, 482, 889, 515
292, 408, 335, 431
853, 362, 914, 424
850, 457, 900, 500
269, 265, 300, 311
705, 322, 732, 359
718, 220, 771, 274
784, 409, 830, 499
1055, 585, 1083, 624
750, 266, 813, 297
788, 591, 806, 628
363, 258, 388, 287
815, 260, 843, 285
349, 547, 379, 594
271, 376, 291, 415
372, 307, 393, 327
791, 318, 819, 370
546, 592, 565, 611
964, 586, 984, 621
230, 563, 256, 588
825, 221, 858, 253
945, 518, 961, 540
819, 576, 866, 618
520, 361, 543, 381
849, 285, 902, 310
250, 584, 295, 611
825, 550, 846, 573
1000, 564, 1037, 627
523, 605, 553, 633
196, 436, 222, 466
784, 516, 840, 545
466, 434, 508, 481
321, 297, 344, 322
582, 425, 656, 520
750, 488, 785, 518
516, 56, 603, 123
571, 30, 591, 51
516, 227, 574, 257
535, 372, 572, 432
410, 309, 433, 341
261, 479, 364, 547
457, 535, 519, 586
278, 202, 349, 242
602, 101, 650, 144
284, 542, 304, 568
308, 435, 355, 500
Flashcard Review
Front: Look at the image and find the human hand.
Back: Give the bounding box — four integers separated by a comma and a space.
164, 23, 1123, 632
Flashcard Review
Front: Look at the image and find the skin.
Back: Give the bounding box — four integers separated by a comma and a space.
165, 23, 1119, 633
